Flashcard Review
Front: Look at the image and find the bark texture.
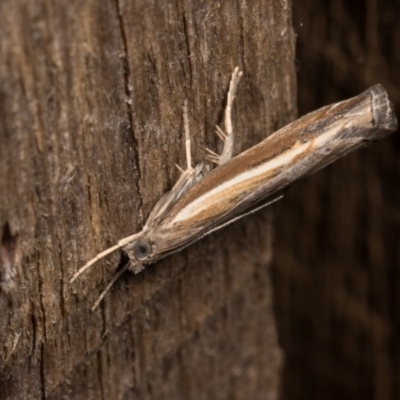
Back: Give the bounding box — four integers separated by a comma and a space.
274, 1, 400, 399
0, 1, 296, 399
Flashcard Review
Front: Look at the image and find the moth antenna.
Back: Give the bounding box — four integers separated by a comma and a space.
199, 195, 283, 240
91, 263, 130, 311
70, 232, 142, 283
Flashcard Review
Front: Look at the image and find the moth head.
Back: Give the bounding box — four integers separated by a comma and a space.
124, 235, 155, 274
132, 238, 152, 260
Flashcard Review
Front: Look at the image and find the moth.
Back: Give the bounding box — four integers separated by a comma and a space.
70, 68, 398, 310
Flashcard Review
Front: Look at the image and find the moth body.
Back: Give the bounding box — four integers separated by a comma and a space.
70, 68, 397, 310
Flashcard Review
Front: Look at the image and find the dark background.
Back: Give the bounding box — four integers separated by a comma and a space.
274, 1, 400, 399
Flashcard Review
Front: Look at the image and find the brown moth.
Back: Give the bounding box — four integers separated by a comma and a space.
70, 68, 398, 310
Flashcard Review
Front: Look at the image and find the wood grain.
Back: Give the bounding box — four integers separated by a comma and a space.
0, 1, 296, 398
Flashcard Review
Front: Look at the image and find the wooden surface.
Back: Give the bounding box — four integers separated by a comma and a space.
0, 1, 296, 399
274, 1, 400, 399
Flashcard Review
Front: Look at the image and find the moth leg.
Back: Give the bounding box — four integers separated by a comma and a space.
146, 99, 204, 224
175, 99, 194, 174
205, 147, 221, 164
206, 67, 243, 165
221, 67, 243, 163
215, 125, 227, 141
